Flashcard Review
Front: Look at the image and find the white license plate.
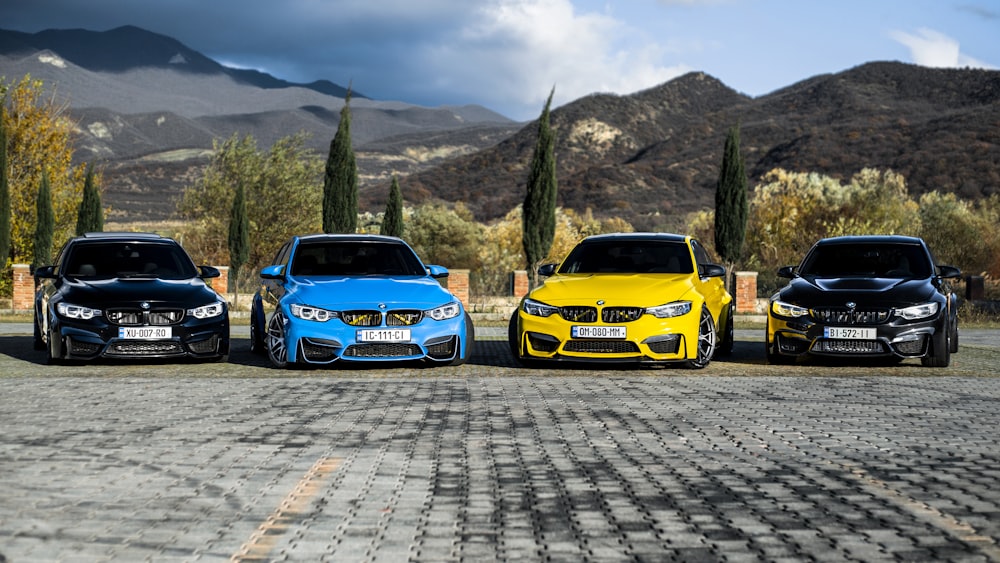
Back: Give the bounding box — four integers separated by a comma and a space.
358, 329, 411, 343
824, 327, 876, 340
119, 326, 172, 340
572, 326, 627, 339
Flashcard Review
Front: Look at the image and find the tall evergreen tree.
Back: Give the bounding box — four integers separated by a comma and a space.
322, 89, 358, 233
75, 162, 103, 235
227, 179, 250, 308
380, 175, 404, 237
714, 124, 748, 287
0, 107, 10, 268
33, 170, 54, 268
522, 88, 558, 287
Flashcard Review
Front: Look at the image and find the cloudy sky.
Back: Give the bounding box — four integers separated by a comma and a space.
1, 0, 996, 120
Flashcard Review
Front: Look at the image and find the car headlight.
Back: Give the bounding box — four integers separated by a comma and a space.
188, 301, 226, 319
771, 300, 809, 318
426, 302, 461, 321
289, 303, 336, 322
896, 302, 939, 320
57, 302, 102, 320
522, 298, 559, 318
645, 301, 692, 318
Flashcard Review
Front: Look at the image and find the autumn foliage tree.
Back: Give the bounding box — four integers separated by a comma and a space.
178, 133, 322, 276
2, 75, 86, 264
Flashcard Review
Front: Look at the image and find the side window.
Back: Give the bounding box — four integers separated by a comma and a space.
690, 239, 713, 266
272, 243, 291, 267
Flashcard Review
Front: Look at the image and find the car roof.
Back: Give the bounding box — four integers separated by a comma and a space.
75, 232, 170, 242
579, 232, 689, 244
295, 234, 405, 244
815, 235, 925, 246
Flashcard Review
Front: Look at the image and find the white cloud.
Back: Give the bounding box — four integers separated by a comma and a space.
890, 28, 994, 69
422, 0, 689, 118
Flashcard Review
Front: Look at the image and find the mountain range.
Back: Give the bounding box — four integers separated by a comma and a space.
1, 26, 998, 230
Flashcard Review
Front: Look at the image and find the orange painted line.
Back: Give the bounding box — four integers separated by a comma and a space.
231, 457, 341, 562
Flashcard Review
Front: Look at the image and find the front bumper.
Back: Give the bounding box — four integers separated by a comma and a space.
282, 314, 471, 364
514, 309, 700, 364
52, 315, 230, 361
767, 313, 944, 360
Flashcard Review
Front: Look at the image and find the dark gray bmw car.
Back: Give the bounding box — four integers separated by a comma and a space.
34, 232, 230, 364
766, 235, 961, 367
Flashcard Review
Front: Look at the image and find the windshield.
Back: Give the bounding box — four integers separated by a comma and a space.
290, 241, 426, 276
558, 240, 694, 274
63, 242, 199, 280
799, 243, 932, 278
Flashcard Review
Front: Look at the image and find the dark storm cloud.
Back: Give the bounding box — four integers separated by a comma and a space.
0, 0, 490, 111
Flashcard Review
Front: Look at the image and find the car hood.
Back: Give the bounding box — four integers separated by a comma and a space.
529, 273, 697, 306
59, 277, 221, 307
287, 276, 458, 309
779, 276, 937, 306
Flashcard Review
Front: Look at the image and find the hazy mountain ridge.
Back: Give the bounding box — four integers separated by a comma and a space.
386, 62, 1000, 230
1, 27, 998, 230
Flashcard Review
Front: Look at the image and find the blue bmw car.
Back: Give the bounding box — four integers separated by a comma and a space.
250, 234, 475, 368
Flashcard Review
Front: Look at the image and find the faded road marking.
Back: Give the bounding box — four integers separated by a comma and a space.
232, 457, 341, 562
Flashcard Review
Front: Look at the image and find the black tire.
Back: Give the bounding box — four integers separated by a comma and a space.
949, 319, 959, 354
249, 310, 265, 355
450, 313, 475, 366
922, 328, 951, 368
717, 303, 735, 356
685, 306, 717, 369
265, 311, 294, 368
507, 312, 524, 366
33, 315, 45, 351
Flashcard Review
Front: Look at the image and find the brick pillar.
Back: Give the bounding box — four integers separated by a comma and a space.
213, 266, 229, 296
12, 264, 34, 311
511, 270, 529, 298
734, 271, 758, 314
449, 269, 470, 310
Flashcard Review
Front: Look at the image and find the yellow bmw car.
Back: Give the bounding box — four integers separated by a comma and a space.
508, 233, 734, 368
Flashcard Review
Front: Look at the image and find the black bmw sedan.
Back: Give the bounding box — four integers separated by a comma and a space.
34, 232, 230, 364
766, 235, 961, 367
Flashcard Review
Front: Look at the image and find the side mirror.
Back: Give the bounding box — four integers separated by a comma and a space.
199, 265, 221, 279
699, 263, 726, 278
777, 266, 796, 279
937, 265, 961, 279
427, 265, 449, 279
537, 263, 557, 277
260, 265, 285, 280
34, 265, 56, 280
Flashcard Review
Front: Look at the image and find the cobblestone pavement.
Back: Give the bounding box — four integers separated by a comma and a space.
2, 330, 1000, 562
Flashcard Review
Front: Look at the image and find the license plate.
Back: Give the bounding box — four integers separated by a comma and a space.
824, 327, 876, 340
119, 326, 172, 340
358, 329, 411, 343
572, 326, 627, 339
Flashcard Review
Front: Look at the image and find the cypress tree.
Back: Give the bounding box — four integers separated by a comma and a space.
228, 180, 250, 308
522, 88, 558, 287
322, 89, 358, 233
75, 162, 103, 235
380, 175, 404, 237
714, 124, 748, 286
33, 170, 54, 268
0, 108, 10, 267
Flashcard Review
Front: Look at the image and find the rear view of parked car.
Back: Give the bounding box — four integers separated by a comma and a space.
250, 234, 474, 368
34, 232, 230, 364
766, 235, 960, 367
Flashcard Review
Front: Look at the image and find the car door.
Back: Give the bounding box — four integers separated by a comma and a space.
259, 241, 294, 312
689, 239, 731, 321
